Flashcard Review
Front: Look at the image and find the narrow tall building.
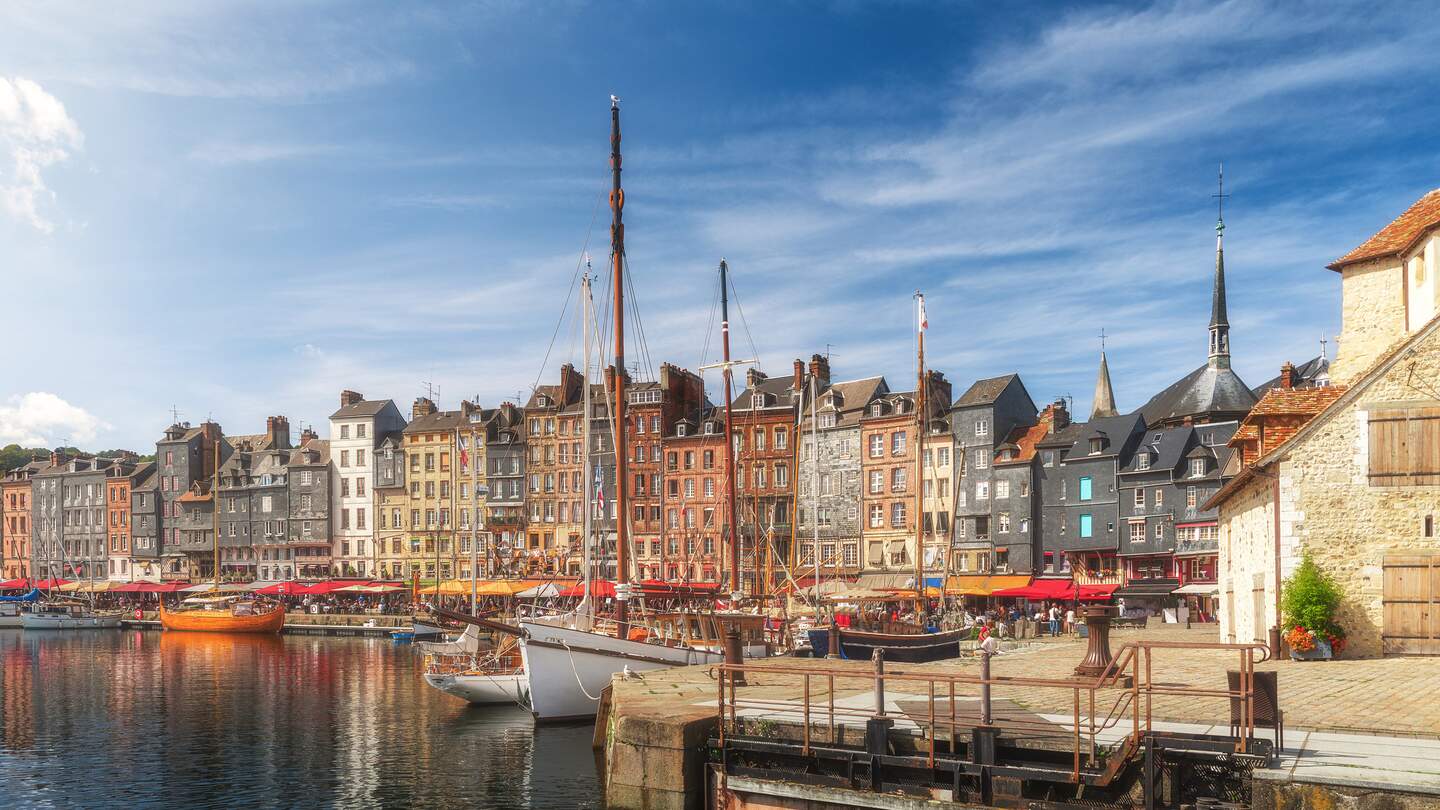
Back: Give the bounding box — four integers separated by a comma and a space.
330, 391, 407, 578
2, 458, 45, 580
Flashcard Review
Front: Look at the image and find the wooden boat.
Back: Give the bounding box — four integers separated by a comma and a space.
806, 624, 972, 663
423, 636, 529, 706
20, 601, 124, 630
159, 598, 285, 634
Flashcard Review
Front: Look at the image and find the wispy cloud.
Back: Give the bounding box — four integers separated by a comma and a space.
0, 392, 108, 447
0, 76, 82, 232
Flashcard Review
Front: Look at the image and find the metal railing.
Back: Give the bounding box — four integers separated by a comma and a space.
713, 639, 1271, 783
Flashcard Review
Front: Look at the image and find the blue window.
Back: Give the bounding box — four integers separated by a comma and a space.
1079, 476, 1093, 501
1079, 513, 1093, 538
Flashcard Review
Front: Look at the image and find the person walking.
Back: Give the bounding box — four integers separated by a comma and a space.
1047, 603, 1061, 637
1064, 606, 1076, 635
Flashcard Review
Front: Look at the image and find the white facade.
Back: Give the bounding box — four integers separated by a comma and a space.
329, 397, 406, 577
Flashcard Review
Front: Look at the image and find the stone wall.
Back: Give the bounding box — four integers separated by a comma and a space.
1332, 257, 1405, 384
1218, 318, 1440, 658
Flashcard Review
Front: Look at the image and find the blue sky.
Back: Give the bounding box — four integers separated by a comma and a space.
3, 0, 1439, 451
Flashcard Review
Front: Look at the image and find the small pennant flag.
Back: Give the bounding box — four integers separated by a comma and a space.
593, 463, 606, 512
917, 293, 929, 333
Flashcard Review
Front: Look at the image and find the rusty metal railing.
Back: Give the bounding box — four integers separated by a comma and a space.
714, 639, 1271, 783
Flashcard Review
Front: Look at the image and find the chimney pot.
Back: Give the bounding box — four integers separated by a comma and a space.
793, 359, 805, 391
340, 390, 364, 408
1279, 362, 1296, 390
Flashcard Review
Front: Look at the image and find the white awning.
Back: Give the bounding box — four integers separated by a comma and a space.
1173, 582, 1218, 596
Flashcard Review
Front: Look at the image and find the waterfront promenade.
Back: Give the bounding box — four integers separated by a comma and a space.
605, 625, 1440, 809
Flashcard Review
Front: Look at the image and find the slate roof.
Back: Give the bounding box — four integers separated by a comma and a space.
404, 410, 466, 433
130, 462, 158, 490
330, 399, 394, 420
731, 374, 798, 412
1134, 363, 1258, 428
1120, 426, 1192, 474
954, 374, 1017, 408
1252, 355, 1331, 395
809, 376, 887, 429
1063, 412, 1146, 459
1328, 188, 1440, 270
1035, 421, 1086, 449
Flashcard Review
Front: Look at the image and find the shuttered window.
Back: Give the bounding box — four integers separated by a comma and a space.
1368, 407, 1440, 486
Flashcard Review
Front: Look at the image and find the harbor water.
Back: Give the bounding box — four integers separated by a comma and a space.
0, 629, 602, 808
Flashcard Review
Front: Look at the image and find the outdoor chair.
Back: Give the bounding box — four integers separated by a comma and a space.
1228, 670, 1283, 751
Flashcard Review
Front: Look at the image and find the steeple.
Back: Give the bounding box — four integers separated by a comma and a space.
1208, 164, 1231, 369
1090, 330, 1118, 419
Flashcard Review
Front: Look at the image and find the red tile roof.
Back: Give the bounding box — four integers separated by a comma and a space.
1329, 188, 1440, 271
1245, 385, 1348, 417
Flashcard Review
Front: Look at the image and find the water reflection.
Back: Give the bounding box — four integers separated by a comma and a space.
0, 630, 601, 809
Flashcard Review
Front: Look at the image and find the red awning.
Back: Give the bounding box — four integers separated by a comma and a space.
254, 581, 304, 595
1078, 583, 1120, 601
293, 580, 371, 595
559, 580, 616, 598
0, 578, 30, 590
991, 578, 1071, 600
32, 578, 72, 590
113, 582, 190, 593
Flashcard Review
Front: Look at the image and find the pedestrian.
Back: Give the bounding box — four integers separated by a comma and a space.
1065, 606, 1076, 635
1048, 603, 1061, 637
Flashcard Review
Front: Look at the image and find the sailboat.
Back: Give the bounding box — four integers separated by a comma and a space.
518, 97, 726, 722
159, 437, 285, 634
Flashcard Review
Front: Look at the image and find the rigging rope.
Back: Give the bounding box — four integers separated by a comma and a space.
528, 185, 607, 401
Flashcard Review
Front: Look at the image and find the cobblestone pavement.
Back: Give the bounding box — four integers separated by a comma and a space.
614, 624, 1440, 738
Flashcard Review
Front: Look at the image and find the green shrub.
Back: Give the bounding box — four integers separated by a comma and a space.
1281, 555, 1344, 639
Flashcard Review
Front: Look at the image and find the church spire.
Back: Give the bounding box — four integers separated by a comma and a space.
1090, 329, 1119, 419
1208, 164, 1231, 369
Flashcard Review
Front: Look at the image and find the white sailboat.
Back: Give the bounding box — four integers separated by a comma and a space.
519, 97, 726, 722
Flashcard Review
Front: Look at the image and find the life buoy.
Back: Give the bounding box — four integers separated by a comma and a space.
134, 608, 144, 620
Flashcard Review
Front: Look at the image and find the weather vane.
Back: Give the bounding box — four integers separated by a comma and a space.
1213, 163, 1230, 234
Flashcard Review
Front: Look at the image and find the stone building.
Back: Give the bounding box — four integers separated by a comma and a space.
729, 366, 801, 591
329, 391, 406, 579
796, 373, 887, 580
105, 460, 146, 581
656, 409, 727, 583
128, 464, 162, 581
402, 398, 464, 581
984, 402, 1066, 576
455, 400, 492, 581
920, 412, 955, 576
952, 374, 1038, 574
286, 431, 333, 579
218, 418, 292, 582
155, 422, 225, 580
1211, 188, 1440, 657
483, 402, 526, 577
2, 458, 45, 580
373, 430, 407, 580
32, 454, 130, 581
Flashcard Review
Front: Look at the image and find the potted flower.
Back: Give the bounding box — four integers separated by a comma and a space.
1281, 555, 1345, 661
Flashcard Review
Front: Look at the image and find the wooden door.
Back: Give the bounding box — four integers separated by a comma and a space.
1382, 554, 1440, 655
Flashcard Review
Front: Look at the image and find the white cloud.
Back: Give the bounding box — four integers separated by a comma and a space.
0, 76, 83, 232
0, 392, 107, 447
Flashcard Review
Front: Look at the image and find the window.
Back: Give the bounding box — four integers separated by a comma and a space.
869, 470, 883, 494
891, 432, 907, 455
819, 412, 837, 428
775, 463, 788, 488
1089, 438, 1104, 455
890, 502, 906, 527
1154, 523, 1164, 540
753, 428, 766, 451
975, 420, 988, 437
937, 447, 950, 466
1079, 513, 1093, 538
1154, 489, 1164, 507
1133, 489, 1145, 508
1190, 458, 1205, 477
975, 481, 989, 500
1130, 522, 1145, 543
974, 449, 988, 470
995, 480, 1009, 499
1079, 476, 1093, 501
997, 512, 1010, 533
774, 428, 787, 449
1137, 452, 1150, 471
1019, 518, 1030, 534
869, 504, 884, 527
357, 424, 366, 439
340, 425, 350, 439
891, 468, 906, 491
1043, 450, 1054, 466
1187, 486, 1197, 508
1019, 481, 1029, 497
869, 434, 884, 457
356, 449, 365, 467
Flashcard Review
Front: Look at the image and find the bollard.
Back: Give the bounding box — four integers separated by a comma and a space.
826, 619, 841, 659
864, 647, 894, 763
872, 647, 886, 716
980, 648, 992, 726
723, 627, 746, 686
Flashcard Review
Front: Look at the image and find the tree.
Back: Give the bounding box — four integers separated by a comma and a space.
1281, 554, 1344, 638
0, 445, 46, 474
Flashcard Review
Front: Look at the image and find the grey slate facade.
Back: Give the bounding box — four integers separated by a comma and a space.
484, 402, 527, 569
1117, 422, 1237, 580
951, 374, 1037, 573
286, 435, 333, 579
1037, 412, 1147, 580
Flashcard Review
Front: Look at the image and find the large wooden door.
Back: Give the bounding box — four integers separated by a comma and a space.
1382, 554, 1440, 655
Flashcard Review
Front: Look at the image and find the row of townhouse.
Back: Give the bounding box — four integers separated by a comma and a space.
3, 216, 1342, 597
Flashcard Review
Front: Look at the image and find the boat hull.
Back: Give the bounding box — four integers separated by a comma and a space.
807, 627, 968, 663
20, 614, 122, 630
519, 618, 723, 721
159, 604, 285, 634
423, 671, 529, 706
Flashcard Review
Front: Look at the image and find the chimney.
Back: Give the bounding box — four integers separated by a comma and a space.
266, 416, 291, 449
1279, 362, 1295, 390
809, 354, 831, 388
460, 399, 476, 418
340, 390, 364, 408
926, 370, 951, 412
301, 427, 319, 442
1049, 399, 1070, 433
793, 359, 805, 392
412, 397, 437, 420
746, 368, 768, 389
49, 450, 62, 467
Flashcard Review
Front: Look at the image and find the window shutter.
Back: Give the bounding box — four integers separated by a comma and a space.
1369, 407, 1440, 486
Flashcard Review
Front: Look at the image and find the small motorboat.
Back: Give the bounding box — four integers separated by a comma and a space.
159, 597, 285, 633
423, 636, 529, 706
21, 602, 124, 630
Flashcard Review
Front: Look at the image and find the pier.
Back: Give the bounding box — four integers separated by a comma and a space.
118, 612, 415, 637
601, 626, 1440, 809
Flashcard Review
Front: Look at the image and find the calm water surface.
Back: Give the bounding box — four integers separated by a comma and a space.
0, 629, 602, 808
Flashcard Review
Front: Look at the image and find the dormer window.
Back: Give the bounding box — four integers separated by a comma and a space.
702, 422, 715, 435
676, 424, 689, 437
871, 403, 883, 417
1089, 438, 1104, 455
1136, 453, 1151, 471
1190, 458, 1206, 477
536, 394, 550, 407
818, 412, 837, 428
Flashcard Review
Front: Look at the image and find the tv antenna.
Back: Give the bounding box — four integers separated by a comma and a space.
169, 405, 183, 425
422, 381, 440, 401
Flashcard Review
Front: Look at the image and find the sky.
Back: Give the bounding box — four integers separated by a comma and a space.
3, 0, 1440, 452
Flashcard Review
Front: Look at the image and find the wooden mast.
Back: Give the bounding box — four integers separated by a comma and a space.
914, 292, 927, 613
719, 260, 740, 598
212, 430, 221, 588
610, 95, 631, 638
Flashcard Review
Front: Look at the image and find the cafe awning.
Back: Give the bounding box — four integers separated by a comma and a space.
1173, 582, 1219, 596
0, 578, 31, 590
944, 574, 1032, 596
1114, 581, 1180, 598
113, 581, 190, 593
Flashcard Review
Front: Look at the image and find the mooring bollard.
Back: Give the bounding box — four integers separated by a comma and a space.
723, 627, 745, 686
826, 619, 841, 659
865, 647, 894, 762
980, 647, 993, 726
872, 647, 886, 716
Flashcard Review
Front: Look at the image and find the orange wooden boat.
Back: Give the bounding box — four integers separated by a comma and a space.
159, 600, 285, 634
